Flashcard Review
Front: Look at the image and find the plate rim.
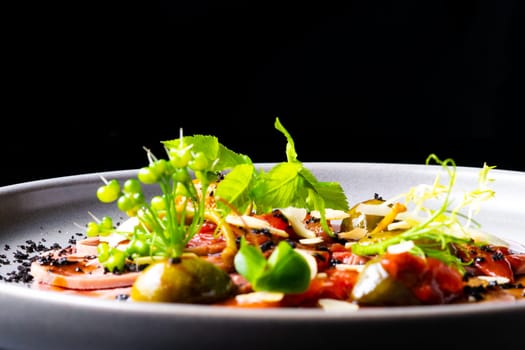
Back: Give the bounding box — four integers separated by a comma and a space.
1, 161, 524, 322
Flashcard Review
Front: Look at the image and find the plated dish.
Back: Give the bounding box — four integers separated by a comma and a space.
1, 162, 524, 349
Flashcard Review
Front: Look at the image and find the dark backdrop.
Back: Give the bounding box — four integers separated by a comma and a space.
2, 1, 523, 187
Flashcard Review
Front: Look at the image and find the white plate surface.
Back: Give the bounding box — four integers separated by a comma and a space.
1, 163, 524, 349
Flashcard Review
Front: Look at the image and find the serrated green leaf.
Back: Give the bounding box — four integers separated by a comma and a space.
162, 135, 251, 173
311, 182, 349, 211
299, 167, 348, 211
251, 162, 303, 212
215, 163, 255, 214
214, 143, 252, 170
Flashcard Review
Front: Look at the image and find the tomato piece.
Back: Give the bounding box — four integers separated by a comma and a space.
331, 250, 370, 266
280, 267, 359, 307
381, 252, 464, 304
506, 254, 525, 275
186, 225, 225, 255
199, 221, 217, 234
310, 250, 331, 272
254, 212, 290, 231
459, 244, 515, 282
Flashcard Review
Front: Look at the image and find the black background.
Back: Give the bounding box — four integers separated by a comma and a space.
2, 1, 523, 187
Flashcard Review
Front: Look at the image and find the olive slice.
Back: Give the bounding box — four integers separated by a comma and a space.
340, 198, 385, 232
351, 260, 420, 306
131, 256, 236, 303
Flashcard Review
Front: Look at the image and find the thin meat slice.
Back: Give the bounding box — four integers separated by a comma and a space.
76, 234, 130, 257
30, 247, 139, 290
508, 254, 525, 275
75, 236, 99, 256
33, 282, 132, 300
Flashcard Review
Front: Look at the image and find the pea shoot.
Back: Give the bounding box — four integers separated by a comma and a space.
93, 133, 230, 271
88, 117, 350, 295
350, 154, 497, 274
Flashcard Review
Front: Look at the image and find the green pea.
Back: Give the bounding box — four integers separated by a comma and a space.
150, 195, 166, 210
86, 221, 100, 237
169, 147, 192, 168
137, 167, 158, 184
150, 159, 168, 177
96, 179, 120, 203
172, 167, 191, 183
188, 151, 209, 171
117, 194, 135, 212
123, 178, 142, 194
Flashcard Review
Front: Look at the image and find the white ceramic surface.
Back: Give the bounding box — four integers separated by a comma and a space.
1, 163, 524, 350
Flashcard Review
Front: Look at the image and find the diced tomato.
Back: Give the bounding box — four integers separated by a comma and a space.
213, 270, 366, 309
331, 250, 370, 266
310, 250, 331, 272
457, 244, 515, 282
186, 231, 225, 251
199, 221, 217, 234
330, 242, 347, 252
244, 231, 273, 247
381, 252, 464, 304
253, 212, 290, 231
507, 254, 525, 275
280, 267, 359, 307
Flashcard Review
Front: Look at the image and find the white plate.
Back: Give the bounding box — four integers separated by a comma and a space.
1, 163, 524, 349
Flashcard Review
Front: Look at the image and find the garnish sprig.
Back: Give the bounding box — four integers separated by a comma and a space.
91, 131, 222, 270
90, 118, 350, 294
350, 154, 496, 272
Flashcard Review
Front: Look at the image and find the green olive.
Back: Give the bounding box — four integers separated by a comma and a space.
350, 259, 420, 306
130, 256, 236, 304
340, 198, 385, 232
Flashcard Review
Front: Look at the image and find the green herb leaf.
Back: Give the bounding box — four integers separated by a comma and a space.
234, 238, 311, 294
233, 237, 267, 280
215, 163, 256, 214
350, 154, 496, 273
93, 117, 350, 275
162, 135, 251, 172
251, 119, 349, 219
274, 117, 298, 163
300, 168, 348, 211
252, 162, 304, 212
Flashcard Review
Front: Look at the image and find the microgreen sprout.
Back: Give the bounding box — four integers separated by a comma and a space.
88, 118, 348, 293
350, 154, 497, 273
